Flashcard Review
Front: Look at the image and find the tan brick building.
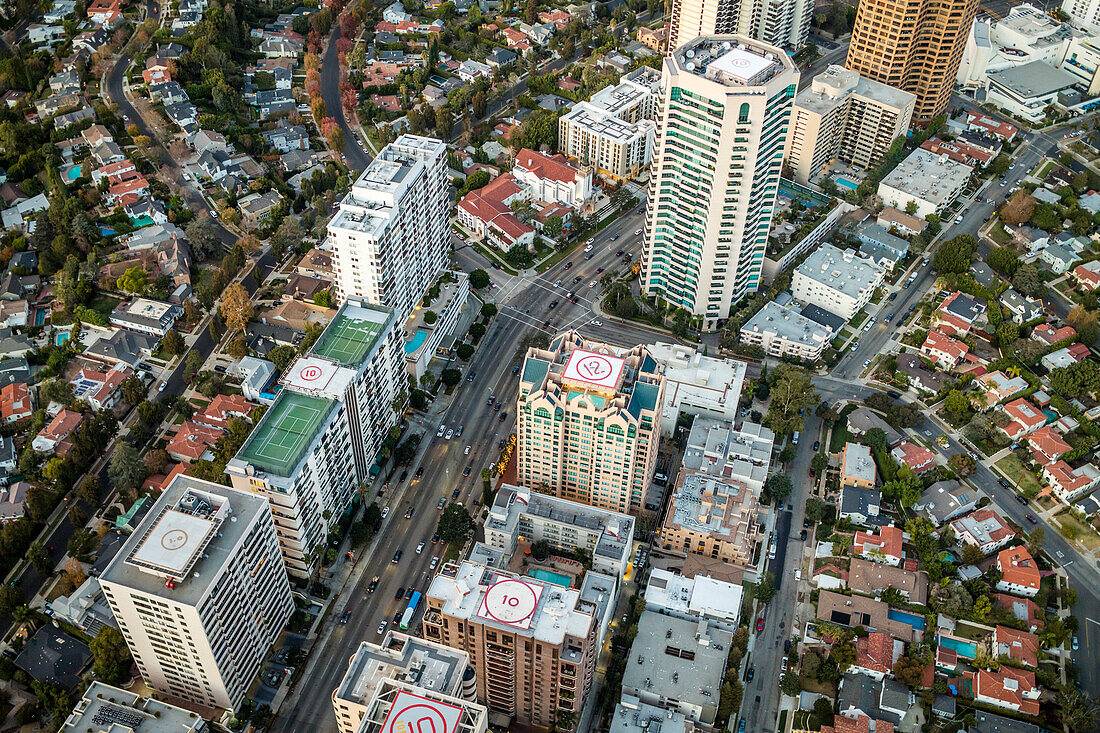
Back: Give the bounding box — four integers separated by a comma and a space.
658, 469, 767, 567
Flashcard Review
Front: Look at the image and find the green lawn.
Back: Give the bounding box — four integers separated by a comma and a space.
850, 310, 869, 330
988, 222, 1012, 246
1055, 509, 1100, 551
995, 455, 1042, 498
89, 293, 123, 319
829, 404, 857, 453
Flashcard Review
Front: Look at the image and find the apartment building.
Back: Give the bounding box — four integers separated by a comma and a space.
658, 468, 768, 569
61, 682, 207, 732
646, 342, 747, 435
516, 331, 664, 515
682, 416, 774, 492
332, 633, 487, 733
422, 561, 614, 729
791, 243, 885, 321
845, 0, 979, 124
558, 67, 662, 180
740, 300, 834, 361
98, 476, 293, 710
643, 35, 799, 329
878, 148, 974, 218
950, 509, 1016, 554
669, 0, 812, 51
327, 135, 448, 320
479, 483, 635, 581
227, 299, 403, 578
785, 65, 916, 185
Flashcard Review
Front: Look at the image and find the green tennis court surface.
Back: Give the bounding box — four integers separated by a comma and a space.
237, 391, 336, 476
311, 312, 384, 366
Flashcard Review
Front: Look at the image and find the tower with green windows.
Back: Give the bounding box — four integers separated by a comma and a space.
643, 35, 798, 330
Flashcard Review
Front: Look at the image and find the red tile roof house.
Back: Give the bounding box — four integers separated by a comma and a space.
141, 462, 187, 493
851, 632, 905, 681
890, 441, 936, 474
968, 666, 1040, 716
1041, 459, 1100, 502
854, 526, 904, 566
950, 509, 1016, 554
143, 62, 171, 86
993, 593, 1045, 632
0, 382, 33, 423
31, 408, 83, 456
995, 545, 1041, 597
194, 394, 255, 431
1072, 260, 1100, 291
167, 420, 224, 463
1031, 323, 1077, 345
934, 291, 985, 336
456, 174, 536, 251
999, 398, 1047, 441
1027, 425, 1071, 465
920, 329, 969, 369
993, 625, 1039, 667
975, 370, 1029, 408
821, 712, 894, 733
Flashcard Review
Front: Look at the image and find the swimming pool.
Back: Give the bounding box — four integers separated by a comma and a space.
529, 568, 572, 587
835, 176, 860, 190
65, 164, 82, 181
938, 635, 977, 658
55, 332, 70, 346
888, 608, 926, 630
404, 328, 428, 355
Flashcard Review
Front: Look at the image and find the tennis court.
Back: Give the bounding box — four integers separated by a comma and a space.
237, 391, 336, 476
311, 312, 385, 366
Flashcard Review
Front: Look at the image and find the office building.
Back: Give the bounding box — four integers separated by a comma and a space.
985, 60, 1079, 123
740, 300, 834, 360
328, 135, 448, 320
62, 682, 207, 732
422, 560, 615, 729
227, 299, 403, 578
669, 0, 812, 52
877, 147, 973, 218
558, 67, 662, 180
791, 243, 885, 320
1065, 0, 1100, 33
99, 476, 293, 710
621, 610, 735, 725
646, 342, 747, 435
845, 0, 979, 125
785, 65, 916, 185
643, 35, 799, 329
333, 633, 488, 733
479, 483, 635, 581
516, 331, 664, 515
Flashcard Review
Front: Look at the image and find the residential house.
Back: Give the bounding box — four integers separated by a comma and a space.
83, 330, 158, 369
0, 482, 26, 522
914, 480, 980, 525
1027, 425, 1071, 465
993, 593, 1044, 632
1041, 342, 1090, 370
993, 625, 1039, 668
192, 129, 229, 154
976, 371, 1028, 408
854, 526, 903, 566
896, 353, 945, 394
848, 558, 929, 604
70, 364, 131, 412
149, 81, 188, 105
816, 591, 922, 641
841, 442, 877, 489
1072, 260, 1100, 291
457, 59, 492, 81
1000, 398, 1046, 441
1042, 459, 1100, 502
969, 666, 1039, 716
1041, 243, 1080, 274
890, 441, 936, 474
1000, 289, 1044, 324
457, 174, 535, 250
31, 408, 83, 455
1031, 323, 1076, 345
194, 394, 254, 430
851, 632, 905, 681
110, 298, 182, 337
513, 148, 592, 206
261, 124, 308, 152
950, 509, 1016, 554
840, 485, 884, 527
921, 330, 969, 369
934, 291, 985, 336
995, 545, 1041, 597
167, 420, 224, 462
238, 191, 282, 230
0, 382, 32, 422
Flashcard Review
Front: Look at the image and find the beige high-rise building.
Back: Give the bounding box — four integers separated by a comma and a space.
845, 0, 979, 125
643, 35, 799, 329
422, 561, 615, 730
785, 65, 916, 185
669, 0, 812, 52
516, 331, 663, 515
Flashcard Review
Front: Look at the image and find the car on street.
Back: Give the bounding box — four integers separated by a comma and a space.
432, 531, 441, 543
512, 365, 521, 374
430, 556, 440, 569
466, 372, 475, 382
1026, 513, 1038, 524
573, 276, 583, 283
405, 587, 415, 599
584, 244, 593, 252
405, 506, 415, 519
368, 576, 380, 593
393, 609, 403, 624
1015, 493, 1027, 505
616, 249, 624, 257
498, 411, 508, 421
544, 320, 552, 328
554, 280, 562, 287
395, 586, 405, 599
588, 280, 597, 287
800, 529, 808, 540
549, 300, 559, 310
340, 610, 351, 624
756, 617, 765, 632
863, 360, 871, 367
377, 621, 387, 634
487, 396, 495, 406
392, 550, 403, 563
564, 262, 573, 270
463, 464, 471, 476
634, 229, 642, 235
415, 466, 424, 478
445, 428, 453, 440
809, 468, 815, 477
813, 441, 820, 451
1073, 636, 1080, 650
886, 391, 900, 399
452, 486, 460, 499
739, 721, 746, 733
381, 506, 390, 519
591, 320, 603, 326
437, 498, 446, 509
399, 470, 409, 482
746, 667, 755, 682
584, 253, 592, 260
416, 542, 425, 554
494, 403, 501, 412
464, 445, 471, 455
437, 424, 446, 437
850, 344, 858, 352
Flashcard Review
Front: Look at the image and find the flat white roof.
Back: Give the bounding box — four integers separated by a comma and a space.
130, 509, 215, 576
280, 355, 357, 398
476, 578, 543, 630
709, 46, 774, 84
561, 348, 625, 390
381, 690, 463, 733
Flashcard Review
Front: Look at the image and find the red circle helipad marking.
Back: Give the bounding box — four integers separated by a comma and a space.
386, 703, 453, 733
299, 365, 323, 381
575, 354, 614, 381
481, 579, 539, 625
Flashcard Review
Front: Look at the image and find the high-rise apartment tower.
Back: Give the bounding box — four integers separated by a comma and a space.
643, 35, 798, 328
669, 0, 812, 52
845, 0, 978, 125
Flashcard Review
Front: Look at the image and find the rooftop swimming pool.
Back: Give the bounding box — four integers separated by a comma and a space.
529, 568, 572, 587
404, 328, 428, 355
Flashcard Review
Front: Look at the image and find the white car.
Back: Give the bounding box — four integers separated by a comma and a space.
436, 424, 446, 437
588, 280, 597, 288
445, 428, 453, 440
415, 542, 425, 554
586, 238, 594, 245
377, 621, 387, 634
583, 244, 593, 252
464, 445, 471, 454
634, 229, 642, 236
554, 279, 562, 287
429, 556, 440, 569
591, 320, 603, 326
381, 506, 390, 519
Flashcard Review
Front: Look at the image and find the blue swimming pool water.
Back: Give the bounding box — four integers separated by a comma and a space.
835, 176, 860, 190
888, 608, 926, 630
938, 635, 977, 658
55, 332, 70, 346
404, 328, 428, 355
99, 226, 117, 237
65, 164, 82, 181
530, 568, 572, 587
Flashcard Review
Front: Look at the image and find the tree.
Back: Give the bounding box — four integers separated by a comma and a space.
108, 443, 145, 493
271, 216, 303, 256
1068, 305, 1099, 346
185, 217, 222, 261
1000, 190, 1035, 226
973, 594, 991, 621
1028, 525, 1045, 558
268, 345, 297, 372
892, 654, 926, 687
961, 543, 985, 565
944, 390, 971, 420
0, 584, 22, 615
161, 328, 185, 356
763, 365, 817, 436
932, 233, 976, 274
756, 572, 776, 603
765, 474, 793, 504
220, 283, 253, 332
472, 90, 487, 119
1056, 686, 1097, 732
481, 302, 498, 319
469, 269, 491, 289
988, 247, 1020, 277
29, 540, 52, 576
438, 503, 474, 544
440, 369, 462, 387
805, 497, 830, 524
456, 343, 475, 359
949, 452, 976, 477
864, 427, 888, 454
91, 627, 132, 685
1012, 262, 1044, 297
120, 375, 145, 406
779, 672, 801, 696
116, 265, 148, 294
